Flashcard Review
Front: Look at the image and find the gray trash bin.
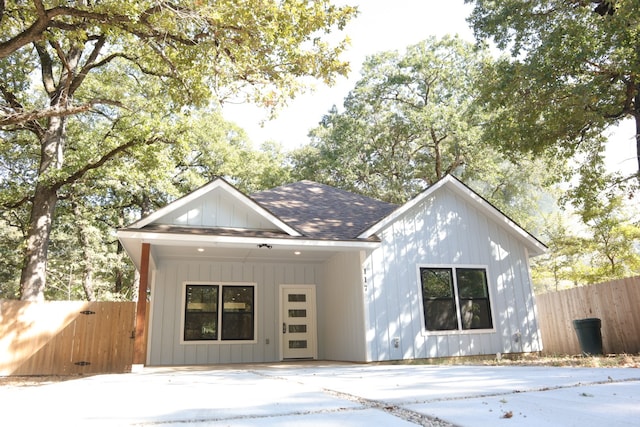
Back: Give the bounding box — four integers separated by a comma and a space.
572, 318, 603, 355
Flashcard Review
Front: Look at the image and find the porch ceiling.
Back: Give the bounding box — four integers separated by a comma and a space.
118, 228, 378, 269
150, 243, 347, 262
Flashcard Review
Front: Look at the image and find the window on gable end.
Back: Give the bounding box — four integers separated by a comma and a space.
419, 267, 493, 332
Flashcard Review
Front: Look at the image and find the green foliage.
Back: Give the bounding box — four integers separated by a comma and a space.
0, 0, 355, 300
579, 192, 640, 282
531, 212, 591, 292
466, 0, 640, 178
467, 0, 640, 287
0, 217, 24, 299
532, 188, 640, 292
0, 106, 291, 300
291, 35, 488, 203
290, 36, 559, 233
0, 0, 356, 112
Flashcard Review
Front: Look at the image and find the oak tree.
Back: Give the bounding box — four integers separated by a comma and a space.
0, 0, 355, 300
466, 0, 640, 179
290, 36, 557, 229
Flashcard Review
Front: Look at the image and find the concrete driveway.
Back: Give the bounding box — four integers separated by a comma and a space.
2, 362, 639, 426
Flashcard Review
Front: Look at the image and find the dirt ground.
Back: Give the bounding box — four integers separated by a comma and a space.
2, 354, 638, 387
397, 353, 640, 368
0, 373, 89, 387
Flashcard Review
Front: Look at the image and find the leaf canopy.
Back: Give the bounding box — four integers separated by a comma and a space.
466, 0, 640, 175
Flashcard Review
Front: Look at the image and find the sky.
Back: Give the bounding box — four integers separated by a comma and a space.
222, 0, 637, 176
222, 0, 475, 149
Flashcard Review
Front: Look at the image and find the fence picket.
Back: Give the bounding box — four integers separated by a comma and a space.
536, 276, 640, 355
1, 301, 135, 376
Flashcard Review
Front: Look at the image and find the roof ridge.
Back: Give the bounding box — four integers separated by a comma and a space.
252, 180, 397, 207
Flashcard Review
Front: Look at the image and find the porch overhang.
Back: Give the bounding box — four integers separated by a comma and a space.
117, 228, 380, 270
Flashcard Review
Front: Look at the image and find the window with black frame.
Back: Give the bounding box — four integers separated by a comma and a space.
456, 268, 493, 330
420, 267, 493, 331
183, 283, 255, 342
221, 286, 254, 340
184, 284, 219, 341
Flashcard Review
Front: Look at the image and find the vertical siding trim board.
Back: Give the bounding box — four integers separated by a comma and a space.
523, 248, 543, 352
358, 250, 371, 362
146, 268, 157, 365
362, 252, 377, 362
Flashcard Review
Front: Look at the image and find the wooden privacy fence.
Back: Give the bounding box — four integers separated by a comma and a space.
0, 301, 136, 376
536, 276, 640, 355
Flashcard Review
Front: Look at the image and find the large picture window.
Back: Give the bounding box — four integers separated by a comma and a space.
183, 283, 255, 342
419, 267, 493, 332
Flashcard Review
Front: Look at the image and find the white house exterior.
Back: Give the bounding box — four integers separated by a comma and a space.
118, 175, 546, 366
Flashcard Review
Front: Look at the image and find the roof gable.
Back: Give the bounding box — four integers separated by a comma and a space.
251, 180, 397, 239
359, 175, 547, 256
127, 178, 301, 236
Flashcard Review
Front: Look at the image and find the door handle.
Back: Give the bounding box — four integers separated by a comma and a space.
283, 322, 286, 334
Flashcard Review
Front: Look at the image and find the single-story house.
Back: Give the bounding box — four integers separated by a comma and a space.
117, 174, 546, 366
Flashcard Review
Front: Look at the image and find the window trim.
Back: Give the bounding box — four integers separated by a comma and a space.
180, 281, 258, 345
416, 264, 496, 336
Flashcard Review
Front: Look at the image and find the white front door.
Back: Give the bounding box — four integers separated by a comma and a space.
280, 285, 317, 360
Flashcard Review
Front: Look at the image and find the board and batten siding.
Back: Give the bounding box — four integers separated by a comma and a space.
363, 187, 542, 361
156, 187, 278, 230
147, 259, 324, 365
320, 251, 368, 362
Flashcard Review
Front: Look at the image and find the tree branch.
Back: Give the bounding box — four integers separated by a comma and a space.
0, 82, 43, 136
0, 4, 176, 59
34, 42, 56, 95
70, 35, 107, 95
54, 135, 160, 191
0, 99, 124, 127
2, 193, 31, 210
0, 6, 68, 59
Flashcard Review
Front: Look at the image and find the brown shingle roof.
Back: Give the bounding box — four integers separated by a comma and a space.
251, 181, 397, 240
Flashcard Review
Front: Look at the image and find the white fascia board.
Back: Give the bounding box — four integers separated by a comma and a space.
118, 235, 153, 271
127, 178, 301, 237
130, 179, 225, 228
451, 180, 547, 256
444, 178, 547, 256
359, 175, 547, 256
117, 229, 380, 250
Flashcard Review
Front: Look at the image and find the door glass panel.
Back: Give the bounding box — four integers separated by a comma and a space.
288, 309, 307, 318
288, 340, 308, 349
288, 294, 306, 302
288, 324, 307, 333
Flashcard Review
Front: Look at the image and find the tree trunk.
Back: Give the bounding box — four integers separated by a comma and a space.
114, 241, 124, 295
19, 184, 58, 301
81, 253, 96, 302
19, 116, 65, 301
73, 201, 96, 301
431, 128, 443, 180
635, 111, 640, 175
